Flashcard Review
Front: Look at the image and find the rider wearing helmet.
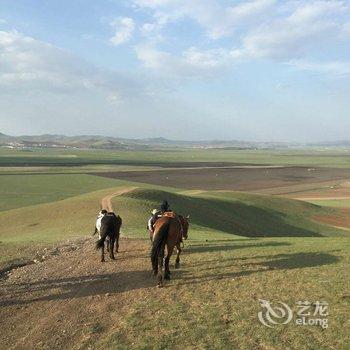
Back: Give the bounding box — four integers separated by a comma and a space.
160, 200, 170, 213
147, 200, 171, 239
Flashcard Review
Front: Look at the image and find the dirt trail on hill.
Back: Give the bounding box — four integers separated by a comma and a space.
0, 187, 150, 350
0, 237, 155, 350
100, 187, 137, 212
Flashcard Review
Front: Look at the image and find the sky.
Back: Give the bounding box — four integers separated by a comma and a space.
0, 0, 349, 142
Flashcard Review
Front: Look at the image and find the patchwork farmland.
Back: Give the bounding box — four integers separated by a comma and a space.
0, 148, 349, 349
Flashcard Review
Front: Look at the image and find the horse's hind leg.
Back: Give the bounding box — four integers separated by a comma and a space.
101, 243, 105, 262
157, 247, 165, 287
115, 234, 119, 253
109, 238, 116, 260
164, 245, 174, 280
175, 243, 181, 269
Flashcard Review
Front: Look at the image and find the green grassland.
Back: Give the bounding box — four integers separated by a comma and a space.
0, 164, 161, 175
2, 186, 348, 349
2, 147, 350, 168
0, 186, 347, 266
112, 188, 346, 238
101, 237, 350, 350
1, 187, 345, 243
1, 152, 350, 349
308, 199, 350, 208
0, 174, 124, 211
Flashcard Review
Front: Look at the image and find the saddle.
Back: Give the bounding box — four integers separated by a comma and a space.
159, 211, 185, 245
162, 211, 177, 219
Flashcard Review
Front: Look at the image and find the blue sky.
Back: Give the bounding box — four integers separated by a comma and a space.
0, 0, 350, 141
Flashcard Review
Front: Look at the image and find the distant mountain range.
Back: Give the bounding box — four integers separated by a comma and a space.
1, 132, 349, 150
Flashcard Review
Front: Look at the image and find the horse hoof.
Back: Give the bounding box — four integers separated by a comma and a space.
101, 259, 105, 262
164, 274, 171, 280
175, 262, 180, 269
157, 283, 163, 288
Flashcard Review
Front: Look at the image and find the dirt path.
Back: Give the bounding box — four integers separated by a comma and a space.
0, 237, 155, 350
0, 187, 149, 350
100, 187, 137, 212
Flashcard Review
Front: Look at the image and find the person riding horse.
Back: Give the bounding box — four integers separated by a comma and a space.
147, 200, 171, 239
151, 213, 189, 287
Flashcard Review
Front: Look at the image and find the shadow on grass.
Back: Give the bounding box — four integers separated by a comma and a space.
120, 189, 324, 237
249, 252, 339, 270
0, 269, 154, 306
178, 251, 340, 285
186, 241, 291, 254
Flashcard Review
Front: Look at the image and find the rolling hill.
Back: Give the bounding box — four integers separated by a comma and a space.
0, 186, 347, 249
1, 185, 349, 349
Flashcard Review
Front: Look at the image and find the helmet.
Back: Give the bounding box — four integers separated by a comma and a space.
160, 200, 169, 211
151, 209, 158, 215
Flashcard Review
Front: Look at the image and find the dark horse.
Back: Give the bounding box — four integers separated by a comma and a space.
95, 212, 122, 262
151, 213, 189, 287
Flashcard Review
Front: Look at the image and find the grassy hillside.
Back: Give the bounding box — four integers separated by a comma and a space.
0, 174, 124, 211
113, 188, 347, 238
99, 237, 350, 350
0, 185, 347, 269
0, 187, 121, 267
1, 185, 349, 349
307, 199, 350, 208
1, 186, 345, 245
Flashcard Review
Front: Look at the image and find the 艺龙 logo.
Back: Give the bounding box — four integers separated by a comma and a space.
258, 299, 293, 328
258, 299, 329, 329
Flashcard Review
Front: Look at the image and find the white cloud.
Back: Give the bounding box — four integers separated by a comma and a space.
343, 22, 350, 36
0, 30, 142, 99
231, 1, 348, 60
139, 22, 164, 42
183, 47, 232, 69
134, 0, 276, 39
109, 17, 135, 45
135, 44, 234, 78
131, 0, 350, 78
136, 45, 196, 77
288, 59, 350, 76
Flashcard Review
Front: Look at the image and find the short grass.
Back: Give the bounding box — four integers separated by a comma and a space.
0, 164, 160, 175
0, 187, 119, 267
100, 237, 350, 350
1, 186, 347, 269
0, 184, 349, 349
0, 174, 124, 211
2, 147, 350, 168
307, 199, 350, 208
112, 188, 347, 238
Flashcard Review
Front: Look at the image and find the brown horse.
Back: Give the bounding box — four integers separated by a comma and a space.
151, 213, 189, 287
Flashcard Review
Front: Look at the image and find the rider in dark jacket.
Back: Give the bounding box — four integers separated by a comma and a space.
148, 200, 171, 235
160, 200, 170, 213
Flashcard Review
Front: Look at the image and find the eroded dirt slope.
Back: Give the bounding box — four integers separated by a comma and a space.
0, 237, 155, 350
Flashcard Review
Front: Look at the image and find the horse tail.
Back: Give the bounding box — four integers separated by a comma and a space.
96, 226, 107, 250
95, 237, 105, 250
151, 220, 170, 275
117, 215, 122, 230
